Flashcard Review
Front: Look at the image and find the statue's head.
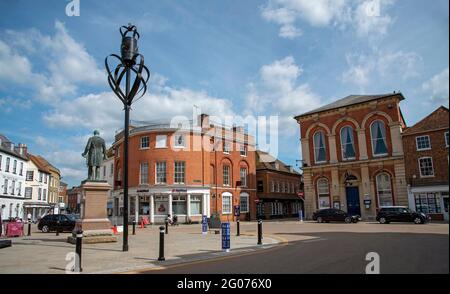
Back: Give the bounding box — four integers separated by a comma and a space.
93, 130, 100, 136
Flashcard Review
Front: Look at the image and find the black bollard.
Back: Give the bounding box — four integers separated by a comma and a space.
56, 221, 60, 236
236, 219, 240, 236
257, 219, 262, 245
132, 221, 136, 235
158, 226, 165, 261
74, 230, 83, 272
27, 221, 31, 236
165, 219, 169, 235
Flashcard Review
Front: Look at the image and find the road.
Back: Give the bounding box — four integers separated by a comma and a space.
143, 231, 449, 274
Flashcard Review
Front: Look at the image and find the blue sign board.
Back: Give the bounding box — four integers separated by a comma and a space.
202, 215, 208, 234
221, 222, 230, 251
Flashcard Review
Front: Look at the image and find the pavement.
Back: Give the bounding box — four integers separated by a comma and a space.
0, 220, 448, 274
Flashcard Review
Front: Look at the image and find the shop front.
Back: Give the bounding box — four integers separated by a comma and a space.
23, 201, 51, 222
408, 185, 449, 221
256, 195, 304, 220
113, 187, 211, 224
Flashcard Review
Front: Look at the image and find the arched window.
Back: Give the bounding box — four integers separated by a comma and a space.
370, 120, 388, 156
376, 173, 393, 207
317, 178, 330, 209
340, 126, 356, 160
313, 131, 327, 163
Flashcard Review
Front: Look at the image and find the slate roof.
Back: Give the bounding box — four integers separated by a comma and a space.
295, 93, 405, 119
402, 106, 449, 136
256, 150, 300, 176
0, 134, 28, 161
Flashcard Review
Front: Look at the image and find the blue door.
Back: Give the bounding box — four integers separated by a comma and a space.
346, 187, 361, 216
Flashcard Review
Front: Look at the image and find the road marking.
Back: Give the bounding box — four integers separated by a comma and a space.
302, 238, 324, 243
120, 235, 289, 274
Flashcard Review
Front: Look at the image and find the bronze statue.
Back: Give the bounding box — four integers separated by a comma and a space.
82, 130, 107, 180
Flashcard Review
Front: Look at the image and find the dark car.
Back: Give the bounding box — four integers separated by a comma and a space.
312, 208, 361, 223
376, 206, 429, 224
37, 214, 76, 233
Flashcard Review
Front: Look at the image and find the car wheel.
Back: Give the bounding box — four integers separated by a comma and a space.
42, 225, 50, 233
344, 217, 352, 223
317, 217, 323, 223
414, 217, 423, 224
379, 217, 388, 224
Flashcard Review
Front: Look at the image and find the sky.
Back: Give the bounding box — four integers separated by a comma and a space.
0, 0, 448, 187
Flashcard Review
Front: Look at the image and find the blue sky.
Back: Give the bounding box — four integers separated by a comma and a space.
0, 0, 448, 187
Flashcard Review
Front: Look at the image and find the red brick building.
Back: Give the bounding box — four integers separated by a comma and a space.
295, 93, 408, 220
255, 151, 303, 219
112, 114, 256, 223
67, 186, 81, 214
403, 106, 449, 221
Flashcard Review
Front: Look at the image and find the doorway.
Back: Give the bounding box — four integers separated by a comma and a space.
346, 186, 361, 216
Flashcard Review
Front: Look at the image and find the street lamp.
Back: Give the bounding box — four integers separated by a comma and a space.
105, 23, 150, 252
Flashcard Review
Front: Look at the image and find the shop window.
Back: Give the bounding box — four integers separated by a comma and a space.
415, 193, 442, 214
190, 195, 202, 215
172, 195, 187, 215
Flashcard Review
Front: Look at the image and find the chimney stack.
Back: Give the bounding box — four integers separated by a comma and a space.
198, 113, 209, 129
18, 143, 28, 156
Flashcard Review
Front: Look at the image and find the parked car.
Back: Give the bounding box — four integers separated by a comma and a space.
376, 207, 429, 224
312, 209, 361, 223
37, 214, 76, 233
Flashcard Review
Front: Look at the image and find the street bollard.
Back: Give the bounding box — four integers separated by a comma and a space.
158, 226, 165, 261
257, 219, 262, 245
27, 220, 31, 236
74, 230, 83, 272
236, 219, 240, 236
132, 221, 136, 235
56, 221, 60, 236
165, 219, 169, 235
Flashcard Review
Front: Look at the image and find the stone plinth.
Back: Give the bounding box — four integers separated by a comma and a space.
67, 181, 117, 244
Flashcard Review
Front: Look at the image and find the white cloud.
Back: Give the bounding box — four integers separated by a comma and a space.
342, 50, 422, 89
422, 68, 449, 106
261, 0, 394, 39
245, 56, 322, 135
2, 21, 105, 103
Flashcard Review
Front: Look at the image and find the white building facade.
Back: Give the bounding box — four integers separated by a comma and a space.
0, 136, 28, 221
23, 155, 51, 222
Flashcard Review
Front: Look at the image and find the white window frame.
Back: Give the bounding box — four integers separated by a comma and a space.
155, 162, 167, 184
173, 134, 186, 148
223, 165, 231, 186
223, 141, 231, 154
416, 135, 431, 151
222, 192, 232, 214
376, 173, 393, 207
317, 178, 330, 209
190, 195, 203, 216
155, 135, 168, 149
26, 171, 33, 181
239, 168, 248, 187
140, 162, 149, 184
174, 161, 185, 184
340, 126, 356, 160
240, 193, 249, 213
313, 131, 327, 164
140, 136, 150, 149
370, 120, 388, 157
239, 145, 247, 157
418, 157, 435, 178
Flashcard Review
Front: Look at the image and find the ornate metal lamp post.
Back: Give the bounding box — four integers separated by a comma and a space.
105, 24, 150, 251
